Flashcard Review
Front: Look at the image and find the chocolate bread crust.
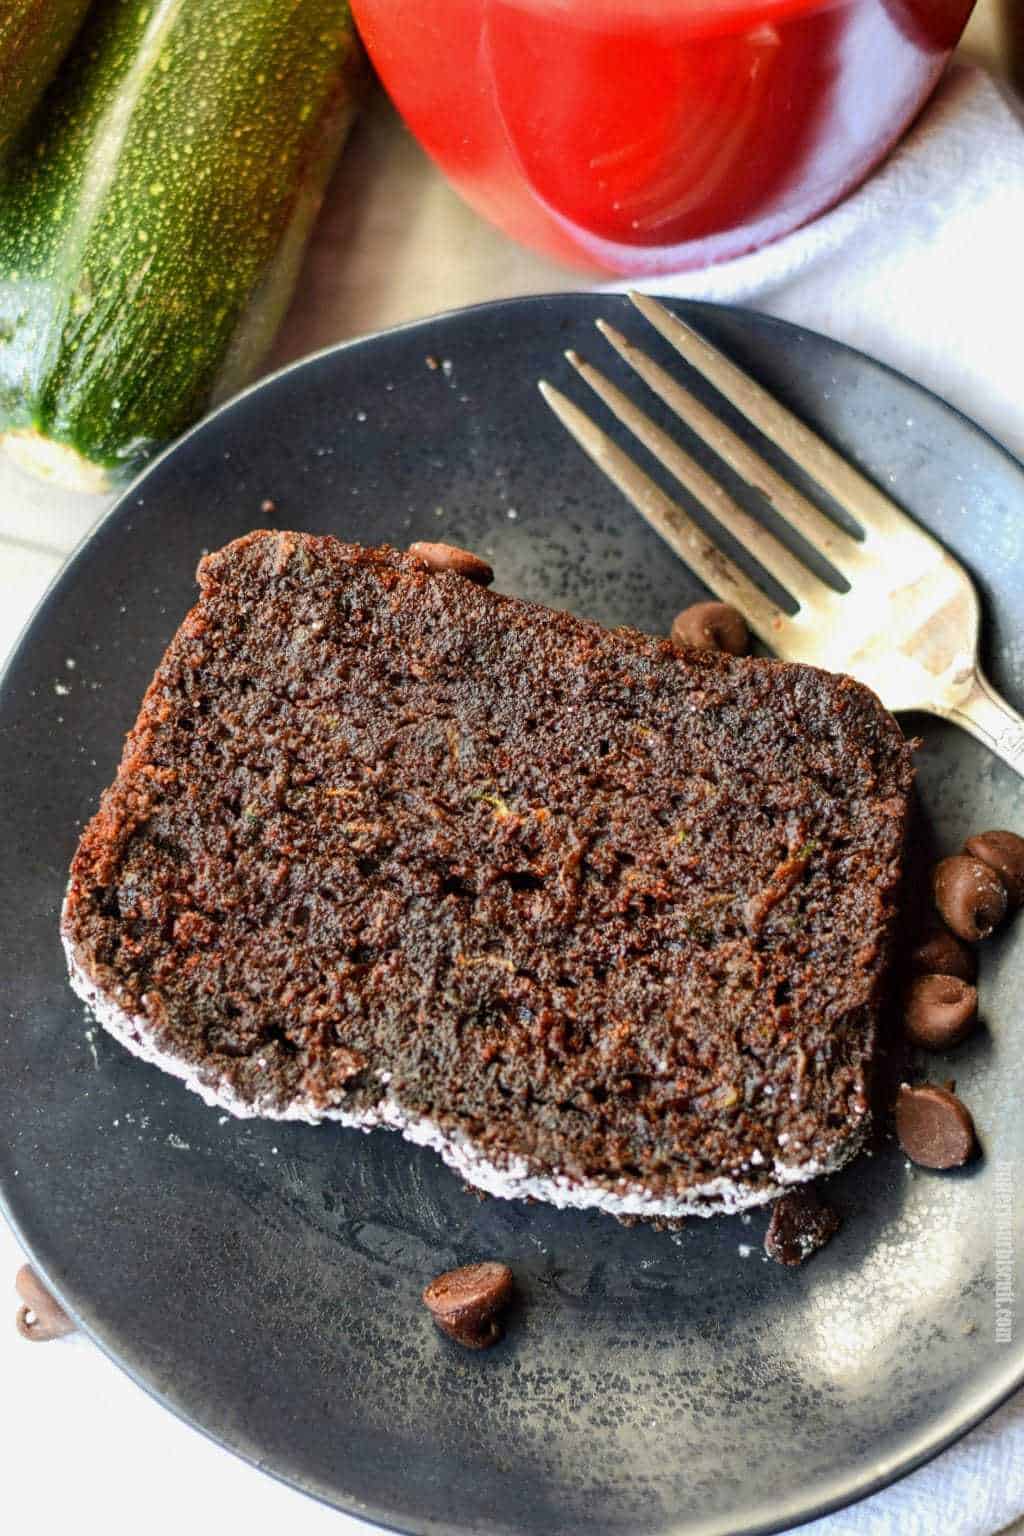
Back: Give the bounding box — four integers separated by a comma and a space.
63, 531, 913, 1214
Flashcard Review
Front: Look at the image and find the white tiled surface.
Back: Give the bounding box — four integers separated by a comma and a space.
0, 447, 123, 665
0, 539, 64, 664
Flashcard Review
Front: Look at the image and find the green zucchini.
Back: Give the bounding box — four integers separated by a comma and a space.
0, 0, 93, 161
0, 0, 367, 491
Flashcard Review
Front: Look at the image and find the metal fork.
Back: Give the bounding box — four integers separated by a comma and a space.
539, 293, 1024, 780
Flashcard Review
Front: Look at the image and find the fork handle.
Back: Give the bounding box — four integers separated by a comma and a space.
941, 668, 1024, 780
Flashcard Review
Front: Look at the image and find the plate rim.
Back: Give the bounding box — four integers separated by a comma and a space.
2, 291, 1022, 1536
4, 1204, 1019, 1536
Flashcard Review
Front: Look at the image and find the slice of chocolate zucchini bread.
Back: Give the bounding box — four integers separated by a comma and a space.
63, 531, 913, 1218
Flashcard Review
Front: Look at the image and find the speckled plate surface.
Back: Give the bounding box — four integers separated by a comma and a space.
1, 295, 1022, 1536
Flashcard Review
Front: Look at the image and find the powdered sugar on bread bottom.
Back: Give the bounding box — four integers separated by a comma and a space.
64, 931, 861, 1220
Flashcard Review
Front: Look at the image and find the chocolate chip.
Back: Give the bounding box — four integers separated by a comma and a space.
909, 926, 977, 982
422, 1261, 513, 1349
932, 854, 1007, 942
963, 829, 1024, 910
895, 1082, 977, 1169
670, 602, 749, 657
764, 1186, 840, 1267
408, 542, 494, 586
903, 973, 978, 1051
14, 1264, 76, 1342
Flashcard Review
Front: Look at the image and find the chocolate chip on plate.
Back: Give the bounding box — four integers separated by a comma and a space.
408, 541, 494, 586
903, 974, 978, 1051
670, 601, 749, 657
764, 1187, 841, 1267
422, 1261, 513, 1349
932, 854, 1008, 942
909, 926, 977, 982
14, 1264, 76, 1342
895, 1082, 977, 1169
963, 829, 1024, 910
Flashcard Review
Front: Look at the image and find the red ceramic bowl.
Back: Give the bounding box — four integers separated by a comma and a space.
352, 0, 975, 274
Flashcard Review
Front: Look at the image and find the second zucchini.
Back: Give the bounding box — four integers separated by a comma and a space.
0, 0, 367, 491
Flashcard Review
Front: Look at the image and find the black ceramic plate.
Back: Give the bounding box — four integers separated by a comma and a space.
2, 295, 1022, 1536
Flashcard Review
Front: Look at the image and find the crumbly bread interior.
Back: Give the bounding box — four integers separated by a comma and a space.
63, 532, 913, 1207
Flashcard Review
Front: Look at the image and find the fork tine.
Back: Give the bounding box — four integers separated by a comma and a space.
599, 317, 868, 575
628, 293, 933, 548
565, 349, 835, 612
538, 380, 791, 647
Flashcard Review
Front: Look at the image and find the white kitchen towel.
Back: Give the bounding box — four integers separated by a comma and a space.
613, 61, 1024, 467
801, 1392, 1024, 1536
